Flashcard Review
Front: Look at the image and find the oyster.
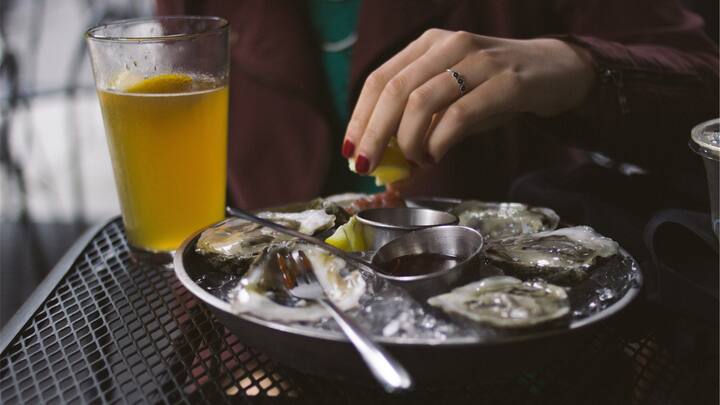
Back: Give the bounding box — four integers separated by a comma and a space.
196, 209, 336, 273
485, 226, 619, 285
427, 276, 569, 328
230, 244, 366, 321
450, 201, 559, 240
324, 193, 369, 210
257, 210, 336, 235
264, 198, 351, 226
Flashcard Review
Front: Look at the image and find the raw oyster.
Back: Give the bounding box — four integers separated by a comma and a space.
262, 197, 351, 226
485, 226, 619, 285
324, 193, 369, 210
196, 209, 336, 273
450, 201, 559, 240
230, 244, 366, 321
257, 210, 336, 235
427, 276, 569, 328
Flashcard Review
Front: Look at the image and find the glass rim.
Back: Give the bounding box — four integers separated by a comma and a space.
690, 117, 720, 160
86, 16, 229, 43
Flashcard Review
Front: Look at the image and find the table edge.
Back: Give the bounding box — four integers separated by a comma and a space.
0, 216, 120, 355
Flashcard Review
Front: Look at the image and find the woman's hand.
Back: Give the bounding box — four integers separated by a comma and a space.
341, 29, 596, 173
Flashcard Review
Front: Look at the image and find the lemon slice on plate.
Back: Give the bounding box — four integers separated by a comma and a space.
349, 138, 411, 186
325, 216, 366, 252
123, 73, 195, 94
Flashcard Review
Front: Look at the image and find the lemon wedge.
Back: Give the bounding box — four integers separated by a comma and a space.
349, 138, 411, 186
123, 73, 194, 94
325, 216, 366, 252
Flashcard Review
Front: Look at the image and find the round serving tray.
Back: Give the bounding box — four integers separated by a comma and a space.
174, 218, 642, 387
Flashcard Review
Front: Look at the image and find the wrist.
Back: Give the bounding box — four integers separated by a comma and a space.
561, 40, 597, 112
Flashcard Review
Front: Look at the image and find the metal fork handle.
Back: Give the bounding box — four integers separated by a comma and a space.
317, 297, 413, 392
229, 206, 414, 391
226, 206, 385, 274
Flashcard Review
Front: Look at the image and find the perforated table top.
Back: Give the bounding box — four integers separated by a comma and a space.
0, 218, 716, 404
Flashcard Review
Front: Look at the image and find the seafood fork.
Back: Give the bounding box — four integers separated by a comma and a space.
276, 250, 413, 393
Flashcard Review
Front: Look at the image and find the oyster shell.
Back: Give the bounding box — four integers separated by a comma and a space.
450, 201, 559, 240
427, 276, 569, 328
266, 198, 352, 226
485, 226, 619, 285
230, 244, 366, 321
257, 210, 336, 235
324, 193, 369, 210
196, 209, 336, 273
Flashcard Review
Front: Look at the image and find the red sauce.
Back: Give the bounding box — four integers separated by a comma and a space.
348, 190, 405, 214
377, 253, 460, 277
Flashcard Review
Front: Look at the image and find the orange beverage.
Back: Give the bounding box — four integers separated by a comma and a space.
97, 74, 228, 252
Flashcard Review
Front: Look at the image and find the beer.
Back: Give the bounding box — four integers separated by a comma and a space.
97, 74, 228, 252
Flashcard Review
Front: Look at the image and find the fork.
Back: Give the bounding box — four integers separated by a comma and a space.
276, 250, 413, 393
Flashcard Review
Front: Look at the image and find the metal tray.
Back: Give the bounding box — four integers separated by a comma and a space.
173, 208, 643, 387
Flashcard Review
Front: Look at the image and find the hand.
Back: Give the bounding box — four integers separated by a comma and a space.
341, 29, 595, 173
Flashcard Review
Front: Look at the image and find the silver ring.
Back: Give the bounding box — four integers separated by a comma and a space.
446, 68, 466, 96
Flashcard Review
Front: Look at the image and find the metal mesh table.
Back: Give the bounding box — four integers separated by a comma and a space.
0, 218, 716, 404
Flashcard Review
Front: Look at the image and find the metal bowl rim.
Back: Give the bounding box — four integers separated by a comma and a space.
356, 207, 459, 231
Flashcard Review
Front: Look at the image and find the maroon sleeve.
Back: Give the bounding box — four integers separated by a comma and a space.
155, 0, 208, 15
536, 0, 719, 172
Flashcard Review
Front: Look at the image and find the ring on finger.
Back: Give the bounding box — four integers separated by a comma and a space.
445, 68, 467, 96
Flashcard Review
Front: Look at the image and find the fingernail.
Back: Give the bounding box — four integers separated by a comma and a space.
424, 152, 435, 164
355, 155, 370, 174
341, 139, 355, 159
408, 160, 419, 168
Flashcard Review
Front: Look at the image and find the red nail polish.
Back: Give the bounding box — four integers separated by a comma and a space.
355, 155, 370, 174
424, 152, 435, 164
341, 139, 355, 159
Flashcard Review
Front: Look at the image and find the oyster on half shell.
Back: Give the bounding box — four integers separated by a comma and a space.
485, 226, 619, 286
450, 201, 560, 240
230, 244, 366, 322
196, 209, 336, 273
428, 276, 569, 328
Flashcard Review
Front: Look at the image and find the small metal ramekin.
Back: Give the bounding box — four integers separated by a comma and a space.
370, 225, 485, 300
356, 208, 459, 251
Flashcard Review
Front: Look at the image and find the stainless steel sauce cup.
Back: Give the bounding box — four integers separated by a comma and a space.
356, 208, 459, 251
370, 225, 485, 300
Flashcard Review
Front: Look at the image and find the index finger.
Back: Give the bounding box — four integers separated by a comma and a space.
342, 29, 444, 163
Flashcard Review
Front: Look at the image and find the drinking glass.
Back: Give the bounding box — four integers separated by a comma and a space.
87, 16, 229, 260
690, 118, 720, 236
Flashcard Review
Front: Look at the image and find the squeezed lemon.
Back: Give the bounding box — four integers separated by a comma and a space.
349, 138, 411, 186
325, 216, 366, 252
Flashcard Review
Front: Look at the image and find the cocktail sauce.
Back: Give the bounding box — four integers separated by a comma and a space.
377, 253, 460, 277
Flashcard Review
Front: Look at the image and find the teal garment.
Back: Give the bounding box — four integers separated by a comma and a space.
308, 0, 382, 195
